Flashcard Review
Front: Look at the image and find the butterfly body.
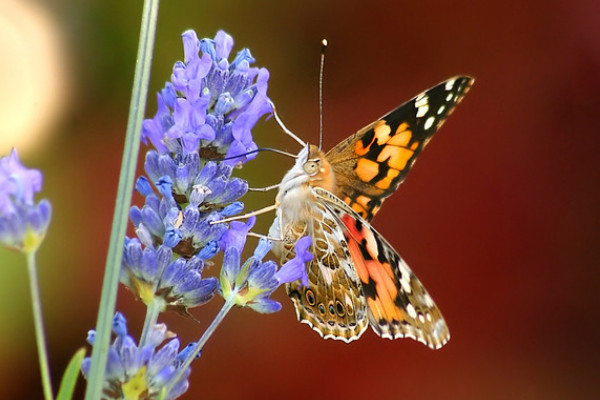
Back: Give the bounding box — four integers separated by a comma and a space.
269, 145, 371, 340
269, 76, 474, 349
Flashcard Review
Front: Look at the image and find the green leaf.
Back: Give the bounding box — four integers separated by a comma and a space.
57, 348, 86, 400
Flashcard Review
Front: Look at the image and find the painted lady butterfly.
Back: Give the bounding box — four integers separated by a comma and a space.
268, 76, 474, 349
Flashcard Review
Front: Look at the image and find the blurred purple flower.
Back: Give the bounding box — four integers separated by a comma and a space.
0, 149, 51, 252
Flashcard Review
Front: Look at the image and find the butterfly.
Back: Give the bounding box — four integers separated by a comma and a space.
267, 76, 473, 349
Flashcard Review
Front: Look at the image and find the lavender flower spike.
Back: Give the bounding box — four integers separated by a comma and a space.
141, 29, 272, 164
124, 30, 273, 312
0, 149, 51, 253
82, 313, 192, 400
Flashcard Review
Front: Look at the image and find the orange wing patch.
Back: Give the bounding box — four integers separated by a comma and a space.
377, 146, 413, 170
387, 123, 412, 146
353, 119, 421, 191
355, 158, 380, 182
342, 215, 404, 323
333, 210, 450, 349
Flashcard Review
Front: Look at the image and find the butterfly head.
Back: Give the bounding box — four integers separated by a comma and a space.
275, 144, 337, 205
302, 144, 335, 193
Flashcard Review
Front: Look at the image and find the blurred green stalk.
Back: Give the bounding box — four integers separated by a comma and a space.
27, 251, 54, 400
83, 0, 160, 398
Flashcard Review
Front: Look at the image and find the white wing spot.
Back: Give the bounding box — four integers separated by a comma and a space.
433, 319, 447, 337
426, 313, 432, 322
437, 105, 445, 115
415, 94, 429, 118
446, 93, 453, 102
424, 116, 435, 130
399, 264, 412, 293
418, 314, 425, 323
445, 79, 456, 91
406, 303, 417, 319
319, 263, 334, 285
423, 293, 434, 307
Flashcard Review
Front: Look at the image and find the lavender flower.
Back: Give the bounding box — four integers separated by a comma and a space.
121, 238, 219, 313
141, 29, 272, 163
220, 235, 313, 313
82, 313, 192, 400
129, 177, 228, 252
143, 153, 248, 211
0, 149, 51, 253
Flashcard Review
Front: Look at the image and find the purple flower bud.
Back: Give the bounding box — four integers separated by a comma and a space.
136, 176, 153, 197
214, 30, 234, 60
0, 149, 51, 252
112, 312, 128, 337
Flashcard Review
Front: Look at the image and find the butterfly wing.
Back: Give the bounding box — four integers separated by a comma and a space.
327, 76, 474, 221
279, 201, 370, 342
314, 187, 450, 349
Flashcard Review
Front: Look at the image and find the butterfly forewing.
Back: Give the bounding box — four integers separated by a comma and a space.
327, 76, 474, 221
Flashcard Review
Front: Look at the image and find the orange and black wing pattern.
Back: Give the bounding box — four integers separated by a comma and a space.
327, 76, 474, 221
314, 188, 449, 349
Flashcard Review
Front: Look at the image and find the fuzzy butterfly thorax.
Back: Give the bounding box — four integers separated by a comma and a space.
269, 144, 337, 258
269, 76, 473, 348
268, 145, 337, 244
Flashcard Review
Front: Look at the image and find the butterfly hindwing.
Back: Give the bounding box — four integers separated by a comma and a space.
314, 187, 450, 349
327, 76, 474, 221
279, 201, 369, 342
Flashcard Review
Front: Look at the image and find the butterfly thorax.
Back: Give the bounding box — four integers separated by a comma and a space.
269, 145, 337, 262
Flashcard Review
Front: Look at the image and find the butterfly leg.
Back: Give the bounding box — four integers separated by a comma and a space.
209, 203, 278, 224
248, 183, 281, 192
268, 100, 306, 147
246, 231, 283, 241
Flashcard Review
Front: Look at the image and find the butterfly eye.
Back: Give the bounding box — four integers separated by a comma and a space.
303, 160, 320, 175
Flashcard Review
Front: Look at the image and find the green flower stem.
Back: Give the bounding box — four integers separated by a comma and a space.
140, 298, 165, 347
84, 0, 160, 398
26, 251, 54, 400
166, 297, 236, 394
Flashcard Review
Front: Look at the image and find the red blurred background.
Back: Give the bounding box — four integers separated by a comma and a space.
1, 0, 599, 398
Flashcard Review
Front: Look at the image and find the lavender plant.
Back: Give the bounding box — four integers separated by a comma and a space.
88, 29, 314, 399
0, 23, 311, 400
0, 149, 53, 399
80, 29, 311, 399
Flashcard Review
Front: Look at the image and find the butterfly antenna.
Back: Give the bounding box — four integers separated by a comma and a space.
269, 100, 306, 147
318, 39, 327, 150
